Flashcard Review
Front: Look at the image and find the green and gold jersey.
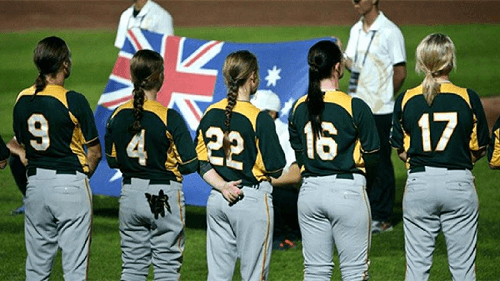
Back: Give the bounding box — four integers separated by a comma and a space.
488, 116, 500, 168
391, 83, 490, 170
195, 98, 286, 186
288, 90, 380, 177
13, 85, 99, 174
105, 100, 198, 182
0, 136, 10, 161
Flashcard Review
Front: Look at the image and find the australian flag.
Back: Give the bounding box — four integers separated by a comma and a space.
91, 28, 334, 206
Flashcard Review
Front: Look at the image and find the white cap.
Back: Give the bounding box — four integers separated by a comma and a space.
251, 89, 281, 112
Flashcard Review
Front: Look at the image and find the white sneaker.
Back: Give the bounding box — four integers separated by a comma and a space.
372, 220, 393, 234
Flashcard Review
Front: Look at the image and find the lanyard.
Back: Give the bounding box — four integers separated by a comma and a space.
354, 29, 377, 67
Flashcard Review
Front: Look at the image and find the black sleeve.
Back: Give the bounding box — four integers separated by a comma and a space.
390, 93, 405, 150
166, 109, 199, 175
104, 112, 119, 169
67, 91, 100, 144
0, 136, 10, 161
256, 112, 286, 178
468, 89, 490, 151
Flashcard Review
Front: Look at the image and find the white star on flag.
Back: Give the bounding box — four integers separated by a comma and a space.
265, 65, 281, 87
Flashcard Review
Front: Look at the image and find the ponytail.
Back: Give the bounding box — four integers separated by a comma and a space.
32, 36, 71, 98
421, 72, 441, 105
34, 72, 47, 97
221, 51, 259, 158
416, 33, 456, 106
129, 83, 146, 135
306, 66, 324, 140
129, 49, 164, 135
306, 40, 342, 140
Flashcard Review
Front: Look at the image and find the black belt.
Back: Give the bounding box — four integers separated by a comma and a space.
336, 173, 354, 180
122, 178, 173, 185
27, 168, 77, 177
409, 166, 466, 174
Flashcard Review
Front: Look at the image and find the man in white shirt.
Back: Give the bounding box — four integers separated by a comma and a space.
344, 0, 407, 234
115, 0, 174, 49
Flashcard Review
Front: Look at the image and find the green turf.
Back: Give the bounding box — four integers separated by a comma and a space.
1, 24, 499, 280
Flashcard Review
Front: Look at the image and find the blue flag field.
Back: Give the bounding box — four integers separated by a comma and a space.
91, 28, 334, 206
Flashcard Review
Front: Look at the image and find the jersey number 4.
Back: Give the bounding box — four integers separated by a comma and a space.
127, 129, 148, 166
205, 127, 244, 170
418, 112, 457, 152
304, 121, 338, 160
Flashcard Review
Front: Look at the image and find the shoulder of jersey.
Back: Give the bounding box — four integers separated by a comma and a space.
401, 84, 471, 108
16, 85, 74, 107
16, 86, 36, 102
291, 91, 352, 112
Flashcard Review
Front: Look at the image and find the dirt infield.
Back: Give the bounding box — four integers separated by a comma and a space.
1, 0, 499, 31
1, 0, 499, 128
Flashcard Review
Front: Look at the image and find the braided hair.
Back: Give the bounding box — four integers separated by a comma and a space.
33, 36, 71, 96
306, 40, 342, 140
221, 50, 259, 157
416, 33, 456, 105
129, 49, 164, 135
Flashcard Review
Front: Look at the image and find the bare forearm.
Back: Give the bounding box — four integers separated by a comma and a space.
393, 64, 407, 94
202, 168, 228, 192
86, 141, 102, 177
397, 149, 407, 162
271, 163, 301, 187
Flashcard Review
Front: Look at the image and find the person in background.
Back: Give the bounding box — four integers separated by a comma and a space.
115, 0, 174, 49
251, 89, 301, 250
344, 0, 407, 234
390, 33, 489, 280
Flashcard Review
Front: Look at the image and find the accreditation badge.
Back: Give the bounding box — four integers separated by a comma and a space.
348, 65, 361, 95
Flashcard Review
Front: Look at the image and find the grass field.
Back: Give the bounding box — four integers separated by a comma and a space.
1, 24, 499, 280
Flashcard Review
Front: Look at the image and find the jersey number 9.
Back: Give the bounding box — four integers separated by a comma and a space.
205, 126, 244, 170
28, 114, 50, 151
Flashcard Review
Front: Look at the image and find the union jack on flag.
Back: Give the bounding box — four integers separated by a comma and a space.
91, 28, 334, 206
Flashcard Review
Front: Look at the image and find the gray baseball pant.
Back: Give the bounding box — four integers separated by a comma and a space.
206, 181, 273, 281
25, 168, 92, 281
403, 166, 478, 281
298, 174, 371, 281
120, 178, 185, 281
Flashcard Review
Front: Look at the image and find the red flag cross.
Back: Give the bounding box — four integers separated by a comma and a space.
103, 32, 222, 129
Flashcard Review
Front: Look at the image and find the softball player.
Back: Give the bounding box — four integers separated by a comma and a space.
488, 116, 500, 169
0, 136, 10, 169
288, 40, 380, 281
195, 50, 286, 281
13, 36, 102, 280
390, 33, 490, 281
105, 49, 198, 281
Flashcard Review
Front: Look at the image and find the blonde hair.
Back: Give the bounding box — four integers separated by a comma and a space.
415, 33, 456, 105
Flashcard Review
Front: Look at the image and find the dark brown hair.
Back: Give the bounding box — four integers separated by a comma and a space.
129, 49, 164, 135
33, 36, 71, 95
306, 40, 342, 140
